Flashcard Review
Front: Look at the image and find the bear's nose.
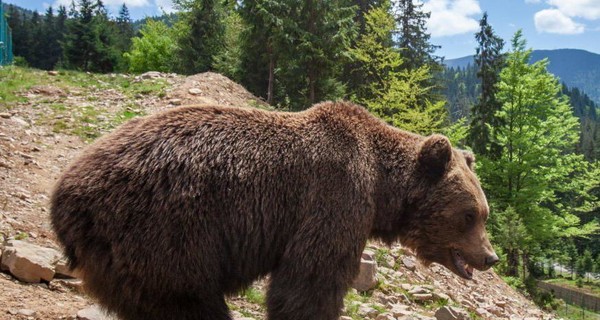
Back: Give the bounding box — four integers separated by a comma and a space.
485, 253, 499, 268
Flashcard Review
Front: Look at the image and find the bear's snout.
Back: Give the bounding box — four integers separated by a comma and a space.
484, 253, 499, 269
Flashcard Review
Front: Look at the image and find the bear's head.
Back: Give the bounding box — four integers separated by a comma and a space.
402, 134, 498, 279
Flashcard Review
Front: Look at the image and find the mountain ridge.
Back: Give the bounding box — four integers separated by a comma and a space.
445, 48, 600, 104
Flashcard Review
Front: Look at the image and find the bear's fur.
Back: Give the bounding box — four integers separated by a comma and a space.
51, 101, 496, 320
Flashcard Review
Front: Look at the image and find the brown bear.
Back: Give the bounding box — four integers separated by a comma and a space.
50, 101, 498, 320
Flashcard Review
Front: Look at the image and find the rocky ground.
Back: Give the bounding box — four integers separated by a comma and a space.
0, 67, 557, 319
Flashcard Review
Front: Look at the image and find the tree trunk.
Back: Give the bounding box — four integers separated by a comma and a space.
267, 44, 274, 105
506, 249, 519, 277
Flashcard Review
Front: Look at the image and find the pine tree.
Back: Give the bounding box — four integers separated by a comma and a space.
469, 12, 505, 156
393, 0, 440, 71
6, 6, 28, 60
28, 11, 44, 68
35, 6, 63, 70
280, 0, 356, 108
63, 0, 99, 71
175, 0, 225, 74
480, 31, 599, 276
349, 0, 446, 135
116, 4, 134, 53
239, 0, 293, 104
91, 0, 120, 72
212, 9, 244, 82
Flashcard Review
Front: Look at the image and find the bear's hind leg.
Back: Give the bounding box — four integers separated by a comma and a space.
115, 294, 232, 320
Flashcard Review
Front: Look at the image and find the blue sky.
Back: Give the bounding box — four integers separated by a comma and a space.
7, 0, 600, 59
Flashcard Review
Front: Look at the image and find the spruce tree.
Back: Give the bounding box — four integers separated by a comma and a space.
175, 0, 225, 74
280, 0, 356, 108
393, 0, 440, 71
239, 0, 292, 104
116, 4, 134, 53
91, 0, 119, 72
349, 0, 446, 135
469, 12, 505, 156
63, 0, 98, 71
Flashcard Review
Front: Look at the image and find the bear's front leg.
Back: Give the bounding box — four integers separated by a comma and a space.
265, 219, 366, 320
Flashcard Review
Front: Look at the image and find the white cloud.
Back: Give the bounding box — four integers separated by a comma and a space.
423, 0, 482, 37
154, 0, 175, 14
547, 0, 600, 20
534, 9, 585, 34
53, 0, 151, 9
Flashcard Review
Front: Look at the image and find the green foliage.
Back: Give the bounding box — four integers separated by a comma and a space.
348, 1, 446, 135
124, 20, 178, 73
442, 117, 469, 148
242, 287, 265, 306
174, 0, 225, 74
469, 12, 505, 156
480, 30, 600, 277
212, 10, 243, 82
394, 0, 440, 72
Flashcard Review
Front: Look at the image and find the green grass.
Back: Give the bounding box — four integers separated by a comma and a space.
556, 303, 600, 320
0, 66, 44, 108
546, 278, 600, 297
241, 287, 265, 306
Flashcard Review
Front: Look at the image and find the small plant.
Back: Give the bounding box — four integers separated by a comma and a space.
14, 232, 29, 240
242, 287, 265, 306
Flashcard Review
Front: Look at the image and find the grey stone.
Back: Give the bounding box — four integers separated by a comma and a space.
188, 88, 203, 95
351, 259, 378, 292
402, 256, 416, 271
17, 309, 36, 317
1, 240, 61, 283
77, 305, 116, 320
54, 258, 80, 279
435, 306, 471, 320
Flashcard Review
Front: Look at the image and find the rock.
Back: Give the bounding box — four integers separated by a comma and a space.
47, 70, 59, 76
138, 71, 163, 80
169, 98, 183, 105
188, 88, 203, 95
475, 307, 491, 318
54, 258, 80, 278
409, 286, 429, 295
362, 249, 376, 261
51, 278, 85, 293
352, 259, 378, 292
11, 117, 29, 127
339, 317, 353, 320
77, 305, 116, 320
412, 293, 433, 301
375, 313, 395, 320
18, 309, 36, 317
0, 240, 61, 283
433, 291, 451, 301
358, 305, 379, 318
0, 112, 11, 119
435, 306, 471, 320
389, 304, 412, 317
402, 256, 416, 271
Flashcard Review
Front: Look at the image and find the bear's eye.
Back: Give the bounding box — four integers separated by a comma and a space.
465, 211, 476, 224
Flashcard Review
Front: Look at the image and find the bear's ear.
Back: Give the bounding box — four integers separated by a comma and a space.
462, 150, 475, 170
418, 134, 452, 176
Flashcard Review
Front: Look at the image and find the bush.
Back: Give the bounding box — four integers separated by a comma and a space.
124, 20, 178, 73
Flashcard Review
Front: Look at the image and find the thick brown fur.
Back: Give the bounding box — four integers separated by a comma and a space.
50, 101, 495, 320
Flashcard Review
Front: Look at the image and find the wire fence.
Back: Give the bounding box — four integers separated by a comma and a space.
538, 281, 600, 319
0, 0, 14, 66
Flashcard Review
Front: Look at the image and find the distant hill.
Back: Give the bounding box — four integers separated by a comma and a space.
445, 49, 600, 103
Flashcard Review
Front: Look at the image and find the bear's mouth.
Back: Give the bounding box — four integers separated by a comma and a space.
451, 248, 473, 279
